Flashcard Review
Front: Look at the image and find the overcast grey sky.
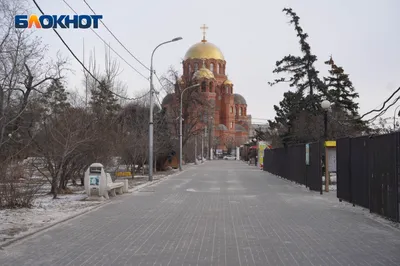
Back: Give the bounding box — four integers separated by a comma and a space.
31, 0, 400, 124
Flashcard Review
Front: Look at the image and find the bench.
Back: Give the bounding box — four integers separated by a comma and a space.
106, 173, 124, 198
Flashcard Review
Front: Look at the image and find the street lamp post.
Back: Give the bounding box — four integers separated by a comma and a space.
201, 128, 204, 163
179, 84, 200, 171
393, 105, 400, 131
207, 116, 214, 160
321, 99, 331, 193
194, 135, 198, 165
149, 37, 182, 181
253, 138, 257, 166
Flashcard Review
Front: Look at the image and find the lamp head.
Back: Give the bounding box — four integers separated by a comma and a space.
321, 100, 331, 110
172, 37, 183, 42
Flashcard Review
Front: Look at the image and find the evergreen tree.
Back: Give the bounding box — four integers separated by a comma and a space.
269, 8, 326, 114
90, 79, 120, 119
324, 56, 360, 116
268, 91, 303, 145
41, 80, 70, 118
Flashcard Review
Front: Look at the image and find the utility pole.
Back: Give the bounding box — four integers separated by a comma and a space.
149, 64, 154, 181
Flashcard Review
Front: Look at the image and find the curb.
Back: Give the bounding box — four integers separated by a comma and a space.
0, 166, 194, 249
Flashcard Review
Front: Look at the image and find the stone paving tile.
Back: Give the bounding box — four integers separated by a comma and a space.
0, 161, 399, 266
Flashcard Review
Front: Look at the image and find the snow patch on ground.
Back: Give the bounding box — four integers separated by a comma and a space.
0, 193, 101, 244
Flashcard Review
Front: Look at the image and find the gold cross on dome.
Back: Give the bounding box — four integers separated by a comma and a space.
200, 24, 208, 42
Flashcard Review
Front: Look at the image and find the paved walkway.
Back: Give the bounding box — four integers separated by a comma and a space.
1, 161, 400, 266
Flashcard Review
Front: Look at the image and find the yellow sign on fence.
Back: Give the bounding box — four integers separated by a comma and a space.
324, 141, 336, 147
115, 171, 132, 177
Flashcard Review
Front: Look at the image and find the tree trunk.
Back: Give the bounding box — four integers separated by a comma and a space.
51, 171, 61, 199
130, 164, 134, 179
51, 179, 58, 199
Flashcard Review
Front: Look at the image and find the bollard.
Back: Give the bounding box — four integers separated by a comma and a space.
123, 179, 129, 193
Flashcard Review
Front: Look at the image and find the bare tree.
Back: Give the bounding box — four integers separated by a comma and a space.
30, 106, 97, 198
119, 103, 148, 174
82, 45, 128, 107
162, 67, 212, 150
0, 0, 68, 175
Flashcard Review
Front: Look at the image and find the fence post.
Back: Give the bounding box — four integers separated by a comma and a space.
319, 140, 323, 195
368, 136, 372, 213
396, 132, 400, 222
349, 138, 355, 207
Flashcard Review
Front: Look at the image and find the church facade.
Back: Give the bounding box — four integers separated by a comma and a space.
162, 25, 251, 153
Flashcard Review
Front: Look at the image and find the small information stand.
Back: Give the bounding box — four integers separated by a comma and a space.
84, 163, 108, 199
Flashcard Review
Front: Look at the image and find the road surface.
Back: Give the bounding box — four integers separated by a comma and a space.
1, 161, 400, 266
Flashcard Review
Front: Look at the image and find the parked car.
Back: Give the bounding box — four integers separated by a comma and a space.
223, 155, 236, 160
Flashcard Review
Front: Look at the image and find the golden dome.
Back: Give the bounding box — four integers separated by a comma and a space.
184, 40, 225, 61
224, 79, 233, 85
193, 62, 215, 80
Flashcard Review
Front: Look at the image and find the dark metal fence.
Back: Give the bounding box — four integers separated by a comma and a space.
263, 142, 322, 193
337, 132, 399, 222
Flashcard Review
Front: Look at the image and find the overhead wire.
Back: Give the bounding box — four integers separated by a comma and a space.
82, 0, 150, 71
365, 95, 400, 123
360, 87, 400, 119
62, 0, 149, 81
32, 0, 149, 101
154, 72, 170, 95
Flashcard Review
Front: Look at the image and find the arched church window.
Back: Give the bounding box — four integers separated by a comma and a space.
201, 81, 207, 92
244, 108, 246, 116
225, 85, 229, 94
230, 106, 233, 113
230, 122, 234, 128
194, 63, 199, 71
239, 107, 243, 116
217, 64, 221, 74
210, 63, 214, 72
209, 82, 214, 92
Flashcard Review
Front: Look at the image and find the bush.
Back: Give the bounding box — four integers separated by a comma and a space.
0, 164, 45, 209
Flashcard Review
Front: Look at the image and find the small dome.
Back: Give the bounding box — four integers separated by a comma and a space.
184, 41, 225, 61
193, 62, 215, 80
177, 77, 184, 85
234, 93, 247, 105
217, 124, 228, 131
235, 124, 246, 132
224, 79, 233, 85
162, 94, 174, 105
